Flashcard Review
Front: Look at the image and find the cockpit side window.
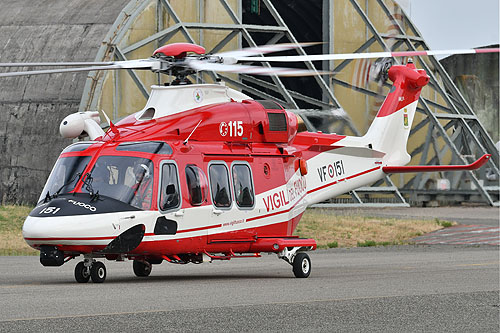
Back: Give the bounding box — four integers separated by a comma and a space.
185, 164, 208, 206
159, 162, 181, 212
38, 156, 91, 203
82, 156, 154, 210
209, 163, 231, 208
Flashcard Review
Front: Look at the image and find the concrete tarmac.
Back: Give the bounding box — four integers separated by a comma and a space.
0, 245, 498, 332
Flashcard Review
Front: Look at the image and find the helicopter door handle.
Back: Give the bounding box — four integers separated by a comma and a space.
174, 210, 184, 217
212, 209, 223, 216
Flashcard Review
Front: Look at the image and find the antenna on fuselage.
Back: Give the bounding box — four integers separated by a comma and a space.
183, 119, 203, 145
101, 109, 119, 135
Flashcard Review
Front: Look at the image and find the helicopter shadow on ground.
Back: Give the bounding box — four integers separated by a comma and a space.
29, 271, 295, 286
109, 272, 293, 284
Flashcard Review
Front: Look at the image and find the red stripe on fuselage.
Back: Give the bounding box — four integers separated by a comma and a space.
26, 224, 224, 242
177, 224, 222, 233
24, 236, 115, 241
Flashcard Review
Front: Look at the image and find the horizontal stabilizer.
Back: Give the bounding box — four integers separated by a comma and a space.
382, 154, 491, 173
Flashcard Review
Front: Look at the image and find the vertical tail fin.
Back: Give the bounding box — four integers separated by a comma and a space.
363, 61, 429, 165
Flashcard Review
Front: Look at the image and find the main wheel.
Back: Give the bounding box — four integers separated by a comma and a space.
90, 261, 106, 283
133, 260, 152, 277
292, 253, 311, 278
74, 261, 90, 283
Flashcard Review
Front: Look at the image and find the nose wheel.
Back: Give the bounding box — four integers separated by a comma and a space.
74, 259, 107, 283
90, 262, 107, 283
74, 261, 91, 283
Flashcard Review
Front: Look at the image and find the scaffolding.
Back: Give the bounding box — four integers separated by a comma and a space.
79, 0, 499, 206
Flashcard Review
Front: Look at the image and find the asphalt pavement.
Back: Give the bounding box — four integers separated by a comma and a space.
0, 245, 498, 332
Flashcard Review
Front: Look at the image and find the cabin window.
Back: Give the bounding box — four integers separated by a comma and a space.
232, 164, 255, 208
185, 164, 208, 206
209, 163, 232, 208
159, 163, 180, 211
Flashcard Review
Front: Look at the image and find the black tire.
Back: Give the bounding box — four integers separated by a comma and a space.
133, 260, 152, 277
292, 253, 311, 278
74, 261, 90, 283
90, 261, 106, 283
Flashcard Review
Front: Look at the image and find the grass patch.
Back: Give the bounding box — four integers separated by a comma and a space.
0, 205, 458, 255
435, 218, 454, 228
357, 240, 399, 247
295, 208, 451, 248
357, 240, 377, 247
0, 205, 37, 255
327, 241, 338, 248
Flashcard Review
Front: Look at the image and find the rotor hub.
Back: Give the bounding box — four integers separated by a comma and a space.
153, 43, 206, 59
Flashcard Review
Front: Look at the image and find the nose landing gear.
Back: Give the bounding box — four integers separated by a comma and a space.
90, 262, 107, 283
74, 256, 107, 283
74, 261, 91, 283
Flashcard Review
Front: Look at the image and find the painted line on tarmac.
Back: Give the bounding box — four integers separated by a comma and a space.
411, 224, 500, 246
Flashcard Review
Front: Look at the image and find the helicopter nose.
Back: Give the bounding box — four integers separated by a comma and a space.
23, 216, 71, 266
23, 211, 150, 252
22, 215, 49, 244
22, 214, 108, 249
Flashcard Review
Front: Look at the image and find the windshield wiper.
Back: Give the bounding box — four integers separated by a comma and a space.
82, 172, 100, 202
43, 170, 84, 203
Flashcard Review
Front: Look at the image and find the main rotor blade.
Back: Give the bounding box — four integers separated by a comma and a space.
0, 62, 115, 67
215, 42, 321, 63
187, 59, 330, 77
0, 59, 160, 78
0, 65, 120, 78
236, 48, 500, 62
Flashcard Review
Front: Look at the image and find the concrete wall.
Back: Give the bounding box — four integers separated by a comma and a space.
0, 0, 130, 204
440, 46, 499, 143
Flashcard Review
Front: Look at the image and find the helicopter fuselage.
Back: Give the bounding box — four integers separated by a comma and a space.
22, 62, 436, 280
22, 84, 387, 259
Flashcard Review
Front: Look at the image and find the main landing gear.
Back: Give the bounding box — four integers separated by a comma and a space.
74, 256, 107, 283
69, 249, 313, 282
278, 247, 312, 278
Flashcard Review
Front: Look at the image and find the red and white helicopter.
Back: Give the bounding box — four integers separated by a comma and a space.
1, 43, 496, 283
